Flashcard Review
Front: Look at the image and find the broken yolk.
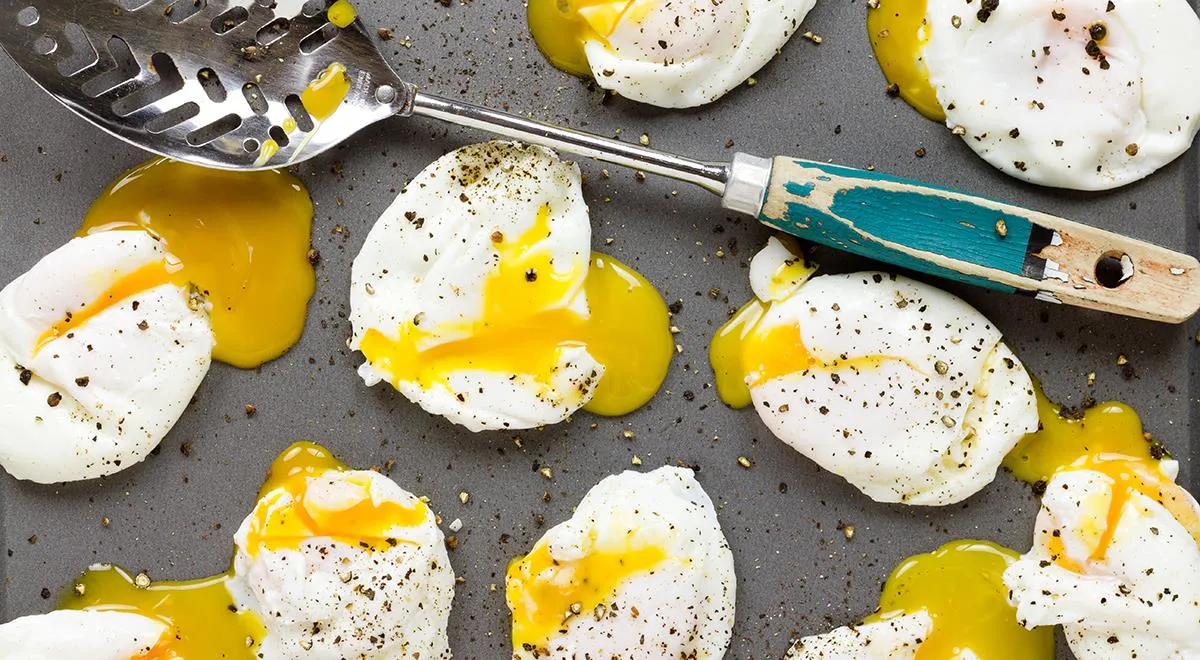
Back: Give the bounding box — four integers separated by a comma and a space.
867, 0, 946, 120
80, 158, 315, 369
301, 62, 351, 122
34, 260, 176, 355
61, 442, 429, 660
358, 206, 673, 417
527, 0, 656, 77
506, 532, 669, 651
327, 0, 357, 28
62, 564, 264, 660
1002, 386, 1163, 486
245, 442, 429, 556
866, 540, 1054, 660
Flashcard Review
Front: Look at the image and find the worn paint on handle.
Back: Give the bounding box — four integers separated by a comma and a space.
756, 157, 1200, 323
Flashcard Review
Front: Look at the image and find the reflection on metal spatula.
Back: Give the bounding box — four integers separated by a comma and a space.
1, 0, 1196, 322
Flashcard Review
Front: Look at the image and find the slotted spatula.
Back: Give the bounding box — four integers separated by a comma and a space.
2, 0, 1197, 322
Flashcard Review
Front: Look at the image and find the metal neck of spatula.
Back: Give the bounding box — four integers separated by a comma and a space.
408, 92, 771, 216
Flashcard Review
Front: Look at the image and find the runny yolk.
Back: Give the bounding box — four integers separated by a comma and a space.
62, 564, 264, 660
357, 206, 673, 417
867, 0, 946, 121
1002, 386, 1163, 486
865, 540, 1055, 660
327, 0, 357, 28
80, 158, 316, 369
301, 62, 351, 122
245, 442, 429, 556
527, 0, 656, 77
34, 260, 176, 355
506, 532, 669, 651
61, 442, 428, 659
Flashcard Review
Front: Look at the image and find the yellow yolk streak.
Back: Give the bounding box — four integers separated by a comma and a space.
247, 441, 429, 556
62, 565, 264, 660
327, 0, 357, 28
1003, 387, 1159, 486
80, 158, 315, 369
506, 534, 669, 650
866, 540, 1054, 659
867, 0, 946, 121
34, 260, 175, 354
358, 207, 672, 417
301, 62, 352, 122
527, 0, 653, 77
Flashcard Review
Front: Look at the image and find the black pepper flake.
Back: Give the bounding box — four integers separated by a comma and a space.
1089, 23, 1107, 40
75, 376, 90, 387
137, 320, 149, 331
18, 369, 32, 386
47, 392, 62, 407
885, 82, 901, 97
525, 269, 538, 282
1051, 9, 1066, 20
1009, 128, 1020, 138
1013, 160, 1028, 172
1085, 40, 1101, 58
1106, 0, 1115, 10
40, 588, 51, 600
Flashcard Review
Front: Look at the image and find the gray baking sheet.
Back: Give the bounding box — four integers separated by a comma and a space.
1, 1, 1197, 658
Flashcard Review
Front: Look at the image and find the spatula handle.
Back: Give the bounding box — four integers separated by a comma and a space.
754, 157, 1200, 323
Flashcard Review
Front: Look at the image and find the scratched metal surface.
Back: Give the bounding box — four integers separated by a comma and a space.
0, 1, 1197, 658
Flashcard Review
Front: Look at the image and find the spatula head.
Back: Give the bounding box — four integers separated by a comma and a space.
0, 0, 413, 170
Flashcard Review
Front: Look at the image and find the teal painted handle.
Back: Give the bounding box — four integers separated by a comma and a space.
757, 157, 1200, 323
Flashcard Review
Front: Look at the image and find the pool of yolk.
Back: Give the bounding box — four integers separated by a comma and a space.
1002, 386, 1161, 486
62, 565, 264, 660
358, 206, 672, 417
527, 0, 654, 77
506, 533, 669, 651
327, 0, 357, 28
61, 442, 429, 659
866, 540, 1054, 660
301, 62, 351, 122
80, 158, 315, 369
867, 0, 946, 121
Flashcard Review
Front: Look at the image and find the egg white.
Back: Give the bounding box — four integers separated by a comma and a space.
0, 232, 213, 483
744, 244, 1038, 505
784, 610, 933, 659
350, 141, 599, 432
1004, 465, 1200, 659
923, 0, 1200, 189
508, 466, 736, 659
583, 0, 818, 107
0, 610, 168, 660
229, 468, 455, 659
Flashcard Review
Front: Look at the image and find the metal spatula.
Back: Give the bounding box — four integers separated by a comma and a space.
2, 0, 1197, 322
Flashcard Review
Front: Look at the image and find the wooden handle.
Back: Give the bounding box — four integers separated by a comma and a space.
757, 157, 1200, 323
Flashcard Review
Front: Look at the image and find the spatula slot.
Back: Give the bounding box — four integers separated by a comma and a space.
198, 67, 226, 102
166, 0, 207, 24
242, 81, 269, 115
299, 23, 338, 54
211, 6, 249, 34
15, 6, 38, 27
145, 101, 200, 133
112, 51, 183, 116
31, 34, 54, 55
300, 0, 327, 18
117, 0, 157, 10
80, 36, 140, 98
268, 124, 290, 147
186, 113, 241, 145
284, 94, 315, 132
255, 17, 289, 46
55, 22, 99, 77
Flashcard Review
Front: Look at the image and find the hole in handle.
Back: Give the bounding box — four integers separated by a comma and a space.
1095, 251, 1134, 288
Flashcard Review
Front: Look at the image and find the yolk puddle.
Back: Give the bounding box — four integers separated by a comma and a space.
867, 0, 946, 121
80, 158, 315, 369
327, 0, 357, 28
33, 259, 175, 355
1002, 386, 1164, 486
62, 442, 429, 658
506, 533, 669, 651
527, 0, 652, 77
358, 207, 672, 417
62, 565, 264, 660
301, 62, 352, 122
866, 540, 1054, 659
